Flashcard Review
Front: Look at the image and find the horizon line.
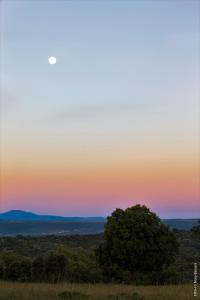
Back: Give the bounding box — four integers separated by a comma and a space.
0, 209, 199, 220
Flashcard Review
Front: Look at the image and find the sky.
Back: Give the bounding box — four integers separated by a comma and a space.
0, 0, 199, 218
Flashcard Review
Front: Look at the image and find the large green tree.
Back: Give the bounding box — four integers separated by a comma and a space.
96, 205, 179, 282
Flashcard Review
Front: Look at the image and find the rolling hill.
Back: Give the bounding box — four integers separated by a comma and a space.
0, 210, 198, 236
0, 210, 105, 222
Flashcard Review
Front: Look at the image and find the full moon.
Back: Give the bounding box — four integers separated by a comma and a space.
48, 56, 57, 65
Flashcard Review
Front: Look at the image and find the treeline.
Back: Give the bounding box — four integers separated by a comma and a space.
0, 230, 199, 284
0, 247, 102, 283
0, 234, 103, 257
0, 247, 180, 284
0, 206, 199, 285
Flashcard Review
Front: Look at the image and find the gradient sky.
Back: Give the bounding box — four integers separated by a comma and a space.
0, 0, 199, 218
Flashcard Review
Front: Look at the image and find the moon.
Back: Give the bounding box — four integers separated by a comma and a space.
48, 56, 57, 65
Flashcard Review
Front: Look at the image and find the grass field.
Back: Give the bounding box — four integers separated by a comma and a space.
0, 281, 196, 300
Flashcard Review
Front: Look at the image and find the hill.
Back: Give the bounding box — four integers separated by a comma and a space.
0, 210, 105, 222
0, 211, 199, 236
0, 220, 105, 236
163, 218, 199, 230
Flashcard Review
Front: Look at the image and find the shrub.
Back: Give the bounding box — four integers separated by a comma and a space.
96, 205, 179, 283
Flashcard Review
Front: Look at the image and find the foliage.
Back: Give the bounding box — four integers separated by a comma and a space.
0, 251, 32, 282
96, 205, 179, 283
173, 228, 200, 283
0, 208, 199, 284
0, 234, 103, 257
0, 247, 103, 283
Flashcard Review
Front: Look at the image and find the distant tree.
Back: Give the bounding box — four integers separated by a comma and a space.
65, 248, 103, 283
44, 251, 68, 282
0, 251, 31, 281
0, 260, 4, 279
31, 256, 44, 281
6, 260, 21, 281
96, 205, 179, 283
17, 257, 31, 281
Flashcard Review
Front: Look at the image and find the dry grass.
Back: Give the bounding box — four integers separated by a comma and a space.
0, 281, 196, 300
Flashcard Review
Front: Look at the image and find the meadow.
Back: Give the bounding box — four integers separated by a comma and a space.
0, 281, 195, 300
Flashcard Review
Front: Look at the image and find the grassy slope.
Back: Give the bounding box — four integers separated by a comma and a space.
0, 281, 195, 300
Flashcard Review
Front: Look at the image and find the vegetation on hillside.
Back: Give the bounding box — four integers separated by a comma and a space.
0, 205, 199, 285
0, 221, 104, 236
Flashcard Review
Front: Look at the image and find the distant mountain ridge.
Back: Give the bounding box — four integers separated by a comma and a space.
0, 211, 199, 235
162, 218, 199, 230
0, 210, 106, 222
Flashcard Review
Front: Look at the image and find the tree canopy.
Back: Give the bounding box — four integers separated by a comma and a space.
96, 205, 179, 282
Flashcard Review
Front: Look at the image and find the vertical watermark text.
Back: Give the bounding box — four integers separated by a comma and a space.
194, 262, 198, 297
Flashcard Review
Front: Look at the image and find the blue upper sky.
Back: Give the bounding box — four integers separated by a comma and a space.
0, 0, 199, 217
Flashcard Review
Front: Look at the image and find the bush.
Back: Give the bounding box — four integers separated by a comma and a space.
96, 205, 179, 283
31, 256, 45, 281
0, 251, 31, 281
44, 251, 68, 282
